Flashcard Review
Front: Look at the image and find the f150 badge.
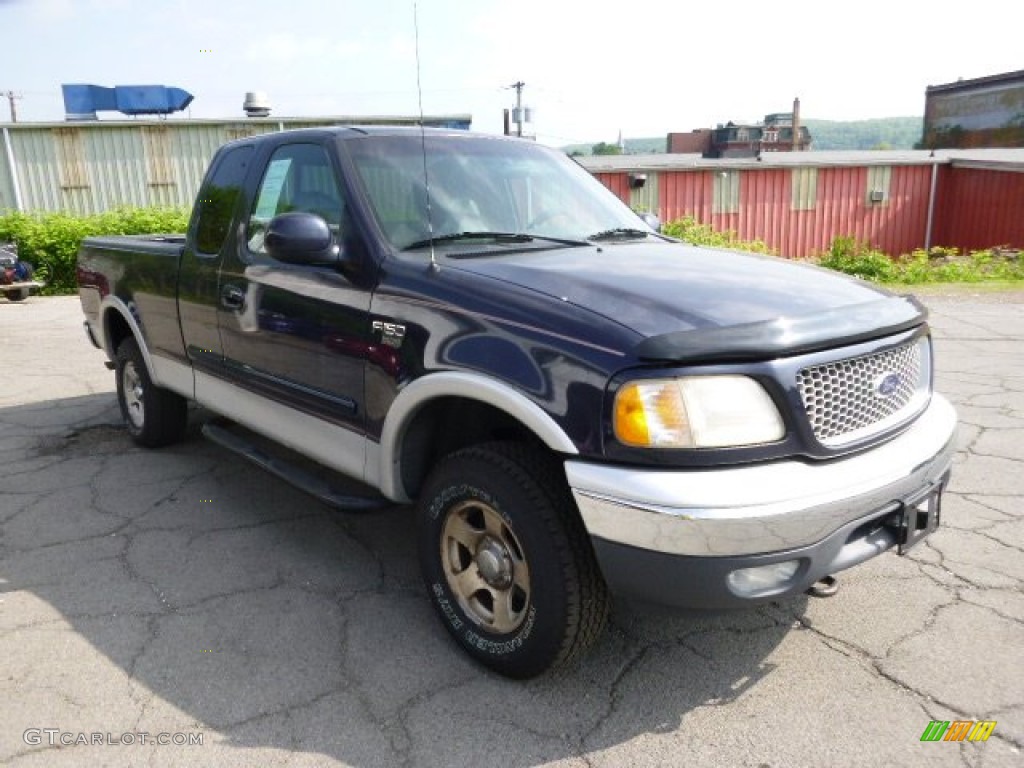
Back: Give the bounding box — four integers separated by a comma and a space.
372, 320, 406, 348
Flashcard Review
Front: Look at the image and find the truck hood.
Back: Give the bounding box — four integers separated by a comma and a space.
445, 241, 927, 363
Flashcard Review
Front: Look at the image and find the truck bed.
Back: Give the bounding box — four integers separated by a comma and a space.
78, 234, 189, 363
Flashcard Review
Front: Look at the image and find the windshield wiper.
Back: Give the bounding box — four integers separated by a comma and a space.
587, 227, 651, 242
404, 231, 533, 250
524, 234, 592, 247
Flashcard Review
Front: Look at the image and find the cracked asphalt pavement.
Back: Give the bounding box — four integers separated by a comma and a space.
2, 294, 1022, 767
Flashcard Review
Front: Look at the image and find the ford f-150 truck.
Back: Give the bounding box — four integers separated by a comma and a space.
78, 127, 957, 678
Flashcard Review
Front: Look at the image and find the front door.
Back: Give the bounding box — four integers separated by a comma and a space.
216, 140, 375, 474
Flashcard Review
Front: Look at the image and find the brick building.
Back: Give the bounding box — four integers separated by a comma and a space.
667, 99, 812, 158
923, 69, 1024, 149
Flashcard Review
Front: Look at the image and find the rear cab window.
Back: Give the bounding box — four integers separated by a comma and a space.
193, 145, 253, 255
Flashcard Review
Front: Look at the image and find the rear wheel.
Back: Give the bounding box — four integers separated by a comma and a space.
115, 337, 188, 447
4, 288, 29, 302
417, 441, 609, 678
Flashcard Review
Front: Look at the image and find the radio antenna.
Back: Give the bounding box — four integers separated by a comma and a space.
412, 1, 437, 269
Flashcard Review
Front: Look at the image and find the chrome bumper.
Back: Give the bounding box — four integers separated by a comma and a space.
566, 394, 958, 558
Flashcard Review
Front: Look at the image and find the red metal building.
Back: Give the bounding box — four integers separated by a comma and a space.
932, 156, 1024, 251
581, 149, 1024, 257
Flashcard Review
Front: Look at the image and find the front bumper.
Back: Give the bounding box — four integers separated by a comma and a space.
566, 394, 957, 609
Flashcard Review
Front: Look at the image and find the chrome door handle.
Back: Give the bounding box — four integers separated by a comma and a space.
221, 284, 245, 310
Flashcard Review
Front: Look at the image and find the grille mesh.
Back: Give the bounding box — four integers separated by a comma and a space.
796, 340, 925, 444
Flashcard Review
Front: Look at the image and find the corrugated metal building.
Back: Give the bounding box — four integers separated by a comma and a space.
580, 149, 1024, 257
3, 119, 1021, 258
932, 153, 1024, 252
0, 114, 472, 215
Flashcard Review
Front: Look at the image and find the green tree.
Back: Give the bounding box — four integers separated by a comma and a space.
592, 142, 622, 156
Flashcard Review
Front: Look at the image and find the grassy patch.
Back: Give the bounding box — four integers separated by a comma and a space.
817, 236, 1024, 284
886, 281, 1024, 295
662, 216, 774, 254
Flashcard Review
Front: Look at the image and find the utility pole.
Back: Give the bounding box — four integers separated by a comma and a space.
2, 91, 19, 123
510, 81, 524, 137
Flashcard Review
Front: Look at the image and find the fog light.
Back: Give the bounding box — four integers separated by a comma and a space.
726, 560, 801, 596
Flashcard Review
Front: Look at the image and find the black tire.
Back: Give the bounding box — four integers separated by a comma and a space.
4, 288, 29, 302
115, 337, 188, 448
417, 441, 609, 678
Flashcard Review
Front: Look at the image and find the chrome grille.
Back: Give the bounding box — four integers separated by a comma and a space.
796, 339, 927, 445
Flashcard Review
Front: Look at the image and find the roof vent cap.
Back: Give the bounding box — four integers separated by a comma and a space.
243, 92, 271, 118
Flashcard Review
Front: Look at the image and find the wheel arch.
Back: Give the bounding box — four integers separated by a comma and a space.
99, 296, 159, 383
378, 372, 579, 503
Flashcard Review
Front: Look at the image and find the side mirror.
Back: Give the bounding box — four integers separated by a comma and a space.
264, 212, 339, 265
638, 211, 662, 233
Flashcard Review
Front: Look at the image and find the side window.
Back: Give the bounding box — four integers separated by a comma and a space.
247, 143, 344, 256
194, 145, 253, 255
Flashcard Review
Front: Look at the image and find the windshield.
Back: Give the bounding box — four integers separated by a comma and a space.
344, 134, 651, 251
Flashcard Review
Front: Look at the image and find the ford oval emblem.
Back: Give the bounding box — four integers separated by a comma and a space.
875, 372, 902, 398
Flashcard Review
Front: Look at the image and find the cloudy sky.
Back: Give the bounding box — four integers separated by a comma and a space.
2, 0, 1019, 146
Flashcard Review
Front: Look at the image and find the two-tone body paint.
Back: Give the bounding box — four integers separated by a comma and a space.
79, 126, 932, 505
77, 235, 189, 371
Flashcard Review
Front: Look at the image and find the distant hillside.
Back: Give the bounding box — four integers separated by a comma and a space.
563, 137, 664, 156
803, 117, 923, 150
564, 117, 925, 155
620, 137, 666, 154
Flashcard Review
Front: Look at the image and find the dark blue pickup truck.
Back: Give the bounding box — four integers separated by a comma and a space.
78, 127, 957, 678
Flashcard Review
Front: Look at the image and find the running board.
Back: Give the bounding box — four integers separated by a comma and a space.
201, 422, 389, 511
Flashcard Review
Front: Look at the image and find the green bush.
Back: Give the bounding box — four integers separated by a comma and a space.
817, 236, 1024, 284
5, 207, 1020, 294
817, 236, 899, 282
0, 206, 189, 295
662, 216, 774, 254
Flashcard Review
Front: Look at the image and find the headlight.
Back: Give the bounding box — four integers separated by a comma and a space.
613, 375, 785, 448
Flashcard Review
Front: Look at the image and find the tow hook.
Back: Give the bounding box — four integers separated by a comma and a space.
806, 575, 839, 598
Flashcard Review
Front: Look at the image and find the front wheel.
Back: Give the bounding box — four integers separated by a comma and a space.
4, 288, 29, 302
417, 442, 609, 678
115, 337, 188, 447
